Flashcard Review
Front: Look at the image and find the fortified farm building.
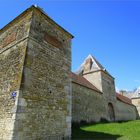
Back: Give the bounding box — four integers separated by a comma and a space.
0, 6, 138, 140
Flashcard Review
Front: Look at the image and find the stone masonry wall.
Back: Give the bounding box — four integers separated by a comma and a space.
72, 80, 138, 123
1, 6, 138, 140
132, 98, 140, 117
72, 82, 106, 123
115, 100, 137, 121
81, 70, 138, 122
83, 71, 117, 121
100, 72, 117, 120
101, 72, 116, 102
0, 12, 32, 140
0, 41, 27, 140
13, 9, 72, 140
0, 11, 32, 53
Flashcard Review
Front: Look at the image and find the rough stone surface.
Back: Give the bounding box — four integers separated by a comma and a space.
115, 100, 137, 121
132, 98, 140, 116
0, 6, 72, 140
0, 10, 32, 139
0, 5, 138, 140
72, 82, 106, 123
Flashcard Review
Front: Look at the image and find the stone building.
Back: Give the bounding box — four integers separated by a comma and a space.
0, 6, 138, 140
71, 55, 138, 123
0, 6, 73, 140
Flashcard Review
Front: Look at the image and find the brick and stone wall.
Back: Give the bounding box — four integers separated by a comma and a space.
72, 82, 106, 123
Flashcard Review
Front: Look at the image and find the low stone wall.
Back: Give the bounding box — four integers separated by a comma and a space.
132, 98, 140, 117
115, 100, 138, 121
72, 82, 106, 123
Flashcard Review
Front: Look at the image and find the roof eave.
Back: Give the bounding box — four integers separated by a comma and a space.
72, 80, 103, 94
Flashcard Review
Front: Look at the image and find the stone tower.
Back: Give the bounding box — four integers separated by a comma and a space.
0, 6, 73, 140
77, 54, 116, 120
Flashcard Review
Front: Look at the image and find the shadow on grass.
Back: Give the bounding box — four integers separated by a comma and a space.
72, 124, 122, 140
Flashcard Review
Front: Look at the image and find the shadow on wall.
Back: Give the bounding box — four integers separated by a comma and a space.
72, 124, 122, 140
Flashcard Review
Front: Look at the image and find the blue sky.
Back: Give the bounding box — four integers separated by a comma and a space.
0, 0, 140, 91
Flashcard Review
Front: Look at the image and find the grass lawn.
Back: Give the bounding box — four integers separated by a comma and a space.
72, 120, 140, 140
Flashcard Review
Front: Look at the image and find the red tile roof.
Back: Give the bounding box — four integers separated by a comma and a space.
70, 72, 102, 93
116, 93, 133, 106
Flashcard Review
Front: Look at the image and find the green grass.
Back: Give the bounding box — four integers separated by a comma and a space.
72, 120, 140, 140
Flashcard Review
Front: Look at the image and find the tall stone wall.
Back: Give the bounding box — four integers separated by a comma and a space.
0, 12, 32, 140
115, 100, 137, 121
100, 72, 116, 120
83, 71, 117, 120
72, 81, 138, 123
101, 72, 116, 102
72, 82, 106, 123
13, 9, 72, 140
0, 7, 72, 140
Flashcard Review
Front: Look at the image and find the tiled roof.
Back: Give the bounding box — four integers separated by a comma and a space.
70, 72, 102, 93
116, 93, 133, 106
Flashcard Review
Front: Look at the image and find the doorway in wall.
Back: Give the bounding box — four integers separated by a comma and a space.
108, 103, 115, 121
